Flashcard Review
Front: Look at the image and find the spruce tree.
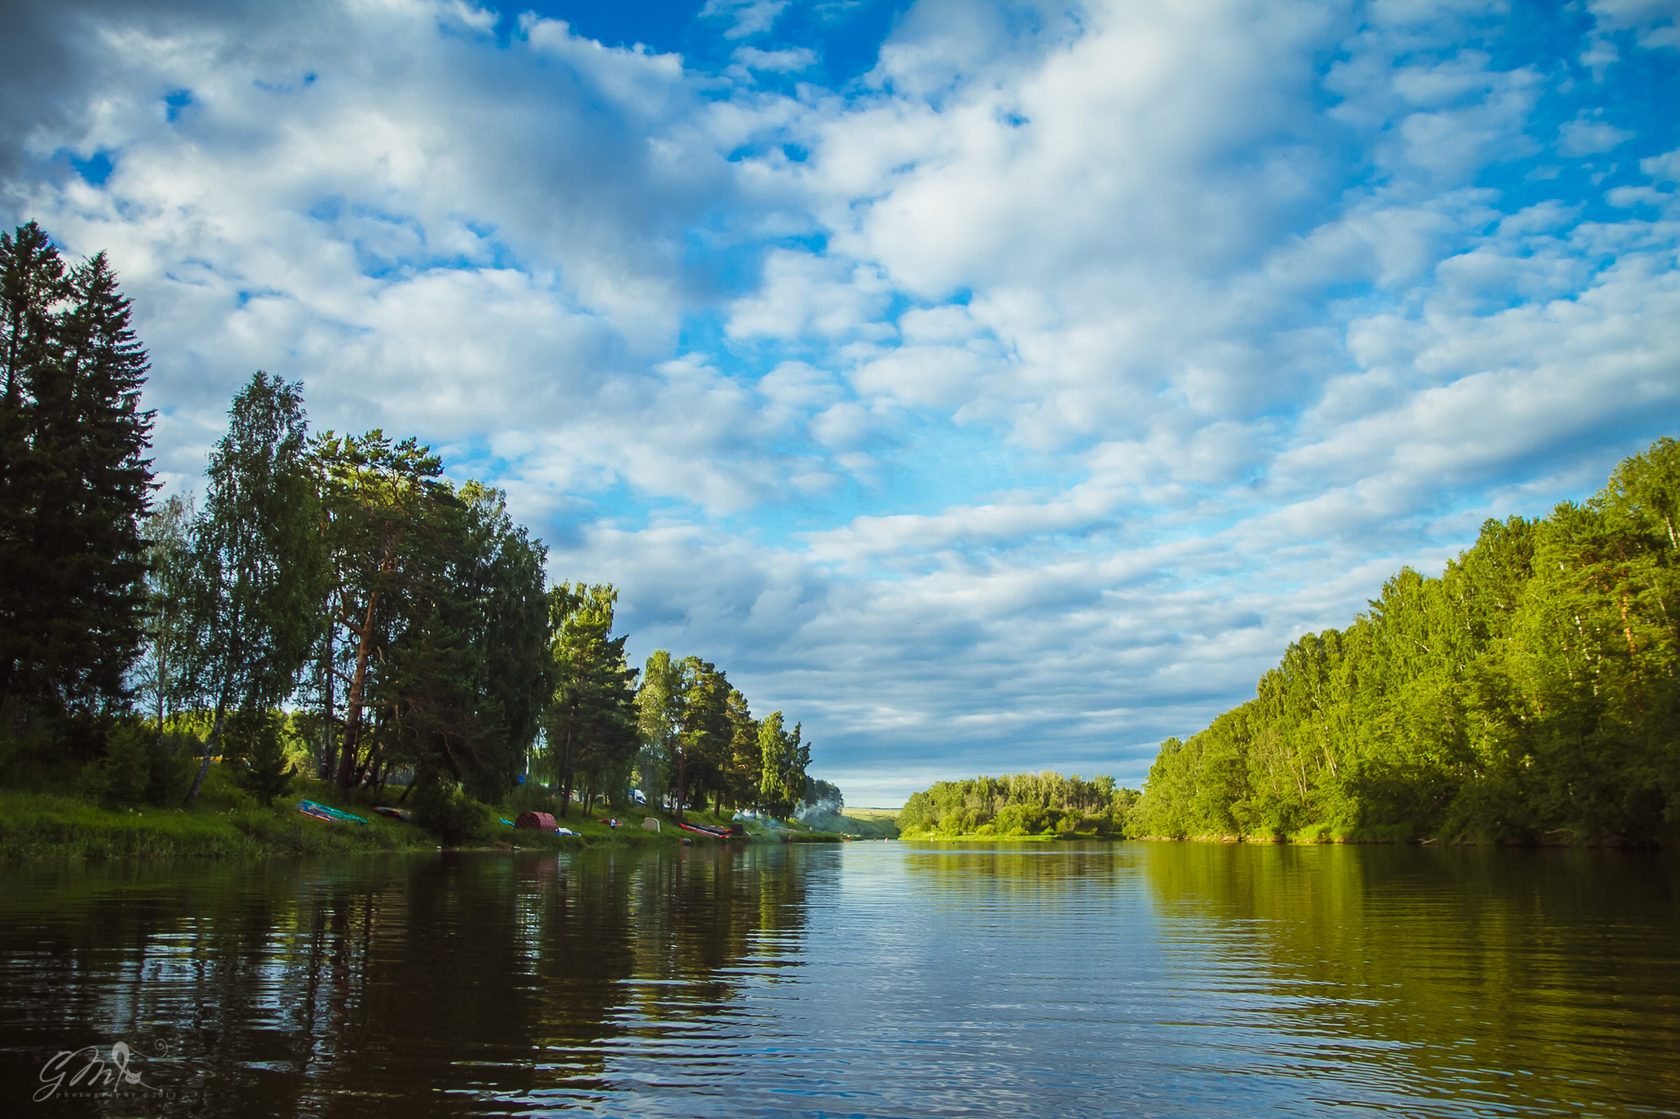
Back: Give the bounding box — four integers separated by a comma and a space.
0, 224, 154, 740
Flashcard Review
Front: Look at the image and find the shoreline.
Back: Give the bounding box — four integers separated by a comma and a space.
897, 830, 1667, 848
0, 777, 862, 864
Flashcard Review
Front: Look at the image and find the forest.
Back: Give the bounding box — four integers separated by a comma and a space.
896, 772, 1137, 838
0, 223, 820, 826
1129, 436, 1680, 845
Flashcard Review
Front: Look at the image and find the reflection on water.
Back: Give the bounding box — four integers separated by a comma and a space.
0, 842, 1676, 1118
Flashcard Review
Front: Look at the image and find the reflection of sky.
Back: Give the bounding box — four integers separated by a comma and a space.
6, 1, 1679, 804
3, 847, 1677, 1115
588, 843, 1680, 1117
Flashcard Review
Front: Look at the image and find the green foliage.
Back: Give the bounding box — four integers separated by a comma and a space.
542, 582, 638, 813
758, 710, 808, 818
1133, 436, 1680, 845
0, 769, 432, 863
312, 428, 446, 791
635, 649, 680, 807
183, 372, 325, 806
675, 656, 732, 814
82, 721, 196, 808
0, 224, 828, 839
898, 771, 1135, 838
226, 708, 294, 805
802, 776, 843, 811
0, 225, 155, 741
411, 776, 497, 845
135, 494, 196, 729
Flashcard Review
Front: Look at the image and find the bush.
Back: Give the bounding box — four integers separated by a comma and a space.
503, 780, 562, 816
226, 709, 293, 805
412, 776, 496, 845
83, 722, 197, 808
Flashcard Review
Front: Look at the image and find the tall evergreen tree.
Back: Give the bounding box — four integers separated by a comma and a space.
675, 656, 732, 817
0, 224, 154, 740
543, 582, 637, 814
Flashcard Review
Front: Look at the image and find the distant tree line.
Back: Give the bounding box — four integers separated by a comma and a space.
0, 223, 824, 820
1131, 437, 1680, 845
897, 772, 1136, 838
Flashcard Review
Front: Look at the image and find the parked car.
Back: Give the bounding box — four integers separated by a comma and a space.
627, 788, 647, 805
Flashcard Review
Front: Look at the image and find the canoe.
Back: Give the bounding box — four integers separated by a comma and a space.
296, 799, 368, 826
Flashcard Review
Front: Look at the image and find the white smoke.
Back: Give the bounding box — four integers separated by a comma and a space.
796, 795, 843, 825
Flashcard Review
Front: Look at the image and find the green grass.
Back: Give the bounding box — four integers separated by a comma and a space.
0, 768, 440, 863
0, 762, 867, 862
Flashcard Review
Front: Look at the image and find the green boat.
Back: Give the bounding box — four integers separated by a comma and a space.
296, 799, 368, 826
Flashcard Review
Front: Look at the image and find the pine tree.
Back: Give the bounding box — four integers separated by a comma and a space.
0, 223, 68, 731
0, 224, 154, 741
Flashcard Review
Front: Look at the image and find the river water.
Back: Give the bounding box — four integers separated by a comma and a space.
1, 841, 1676, 1118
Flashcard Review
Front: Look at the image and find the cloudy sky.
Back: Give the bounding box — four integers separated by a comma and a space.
4, 0, 1677, 805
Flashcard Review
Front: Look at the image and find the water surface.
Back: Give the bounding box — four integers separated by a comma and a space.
1, 842, 1676, 1117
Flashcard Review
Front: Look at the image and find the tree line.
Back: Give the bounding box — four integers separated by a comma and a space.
1130, 436, 1680, 845
897, 772, 1136, 838
0, 223, 820, 820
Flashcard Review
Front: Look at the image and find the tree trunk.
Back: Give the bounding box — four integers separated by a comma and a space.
557, 719, 576, 817
673, 747, 688, 823
336, 588, 382, 790
319, 617, 335, 779
183, 700, 229, 808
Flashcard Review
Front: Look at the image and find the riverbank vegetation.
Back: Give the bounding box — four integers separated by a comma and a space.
1130, 437, 1680, 846
0, 223, 842, 858
896, 439, 1678, 848
896, 773, 1136, 839
0, 763, 834, 863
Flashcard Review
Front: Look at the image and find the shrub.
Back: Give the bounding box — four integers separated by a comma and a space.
84, 722, 197, 808
226, 709, 293, 805
412, 776, 496, 845
147, 730, 198, 804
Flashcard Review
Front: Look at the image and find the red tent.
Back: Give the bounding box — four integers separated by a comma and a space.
515, 811, 559, 831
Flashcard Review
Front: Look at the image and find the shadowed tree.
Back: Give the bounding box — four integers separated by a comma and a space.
312, 430, 444, 791
0, 225, 154, 742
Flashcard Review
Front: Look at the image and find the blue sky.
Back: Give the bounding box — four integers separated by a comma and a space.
3, 0, 1677, 806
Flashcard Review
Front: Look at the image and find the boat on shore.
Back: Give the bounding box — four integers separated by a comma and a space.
677, 820, 742, 839
297, 800, 368, 826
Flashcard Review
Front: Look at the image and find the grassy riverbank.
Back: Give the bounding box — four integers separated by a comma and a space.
0, 767, 852, 863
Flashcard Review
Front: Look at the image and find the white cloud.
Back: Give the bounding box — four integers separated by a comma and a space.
726, 249, 893, 340
733, 46, 819, 74
700, 0, 790, 41
5, 0, 1676, 804
1558, 114, 1636, 157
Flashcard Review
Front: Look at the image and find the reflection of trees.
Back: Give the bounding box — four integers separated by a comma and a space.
899, 843, 1132, 890
1140, 843, 1680, 1115
0, 845, 810, 1115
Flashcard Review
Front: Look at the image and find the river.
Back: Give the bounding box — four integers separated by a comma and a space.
1, 841, 1676, 1117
